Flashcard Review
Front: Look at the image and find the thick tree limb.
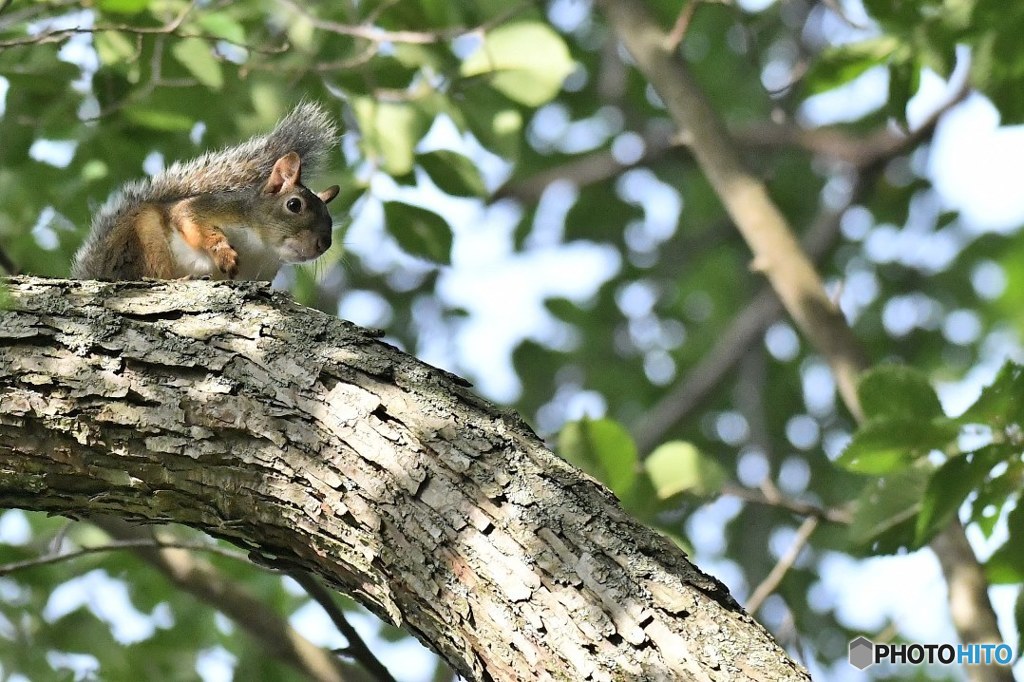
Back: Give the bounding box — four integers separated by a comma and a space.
0, 277, 807, 682
596, 3, 1007, 680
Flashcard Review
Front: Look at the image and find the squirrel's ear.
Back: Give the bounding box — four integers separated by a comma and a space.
318, 185, 340, 204
264, 152, 302, 194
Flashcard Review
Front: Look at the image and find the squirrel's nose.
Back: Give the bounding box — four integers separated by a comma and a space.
316, 233, 332, 253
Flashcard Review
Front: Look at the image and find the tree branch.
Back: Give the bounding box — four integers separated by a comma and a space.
90, 516, 367, 682
288, 570, 398, 682
0, 537, 250, 575
275, 0, 536, 45
663, 0, 700, 52
495, 82, 967, 206
745, 516, 818, 614
631, 167, 864, 454
598, 0, 866, 420
0, 1, 286, 53
0, 276, 809, 682
0, 516, 383, 680
720, 482, 852, 525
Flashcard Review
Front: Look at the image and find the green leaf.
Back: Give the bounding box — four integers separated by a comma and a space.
643, 441, 726, 499
290, 266, 319, 308
1015, 588, 1024, 664
97, 0, 150, 13
849, 464, 930, 553
382, 201, 452, 264
460, 22, 574, 106
352, 98, 431, 176
1, 46, 80, 95
862, 0, 921, 30
804, 37, 899, 95
971, 466, 1022, 538
558, 417, 638, 498
617, 474, 662, 522
886, 57, 919, 120
457, 84, 522, 158
418, 150, 487, 197
92, 65, 134, 112
958, 361, 1024, 428
985, 501, 1024, 583
196, 13, 247, 45
836, 417, 958, 474
858, 364, 945, 421
171, 38, 224, 90
123, 107, 196, 132
915, 444, 1008, 545
94, 32, 137, 66
969, 29, 1024, 124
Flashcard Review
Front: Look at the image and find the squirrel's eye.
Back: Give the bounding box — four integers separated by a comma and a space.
286, 197, 302, 213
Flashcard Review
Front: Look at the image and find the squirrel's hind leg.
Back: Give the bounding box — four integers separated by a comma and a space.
135, 206, 181, 279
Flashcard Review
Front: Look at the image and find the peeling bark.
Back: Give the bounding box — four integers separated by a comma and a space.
0, 276, 808, 682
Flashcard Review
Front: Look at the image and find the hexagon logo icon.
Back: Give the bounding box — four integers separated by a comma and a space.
849, 636, 875, 670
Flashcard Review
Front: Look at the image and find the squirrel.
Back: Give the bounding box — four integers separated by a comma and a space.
71, 102, 341, 282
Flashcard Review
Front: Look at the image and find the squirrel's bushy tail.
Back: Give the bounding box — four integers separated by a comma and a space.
147, 102, 338, 199
72, 102, 338, 279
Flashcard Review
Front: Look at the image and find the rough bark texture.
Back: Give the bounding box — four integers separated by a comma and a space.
0, 276, 808, 682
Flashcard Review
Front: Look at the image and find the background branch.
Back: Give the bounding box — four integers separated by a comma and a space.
596, 3, 1007, 678
0, 537, 250, 574
91, 517, 366, 682
746, 516, 819, 614
288, 571, 398, 682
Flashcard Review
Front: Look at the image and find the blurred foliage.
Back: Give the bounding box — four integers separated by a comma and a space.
3, 0, 1024, 680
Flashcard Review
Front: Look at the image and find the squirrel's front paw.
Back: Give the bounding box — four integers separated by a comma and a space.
211, 243, 239, 279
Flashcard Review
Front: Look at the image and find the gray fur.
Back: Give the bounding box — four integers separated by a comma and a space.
71, 102, 338, 279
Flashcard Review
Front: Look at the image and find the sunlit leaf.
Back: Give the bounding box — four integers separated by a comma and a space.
558, 417, 638, 498
460, 22, 574, 106
123, 107, 196, 132
94, 32, 137, 66
97, 0, 150, 13
836, 417, 958, 474
171, 38, 223, 90
644, 441, 726, 499
196, 13, 246, 44
352, 98, 431, 176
